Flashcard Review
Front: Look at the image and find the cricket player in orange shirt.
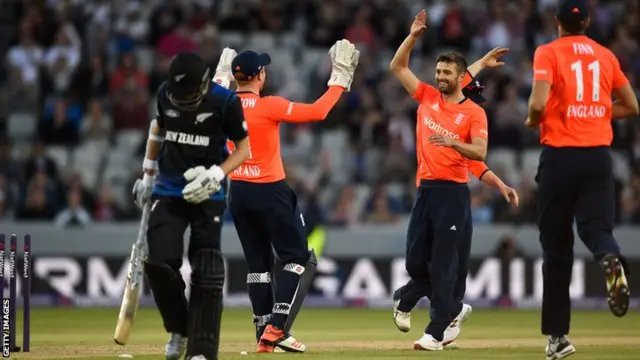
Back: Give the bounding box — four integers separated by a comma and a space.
388, 10, 519, 351
525, 0, 639, 358
208, 40, 359, 353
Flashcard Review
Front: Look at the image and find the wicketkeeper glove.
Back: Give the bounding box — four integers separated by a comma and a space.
182, 165, 225, 204
327, 39, 360, 91
213, 47, 237, 89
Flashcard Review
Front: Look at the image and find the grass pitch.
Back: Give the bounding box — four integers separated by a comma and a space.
9, 307, 640, 359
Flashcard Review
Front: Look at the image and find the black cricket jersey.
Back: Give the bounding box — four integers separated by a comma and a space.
152, 81, 248, 199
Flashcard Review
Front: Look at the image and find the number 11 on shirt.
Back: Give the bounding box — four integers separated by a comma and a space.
570, 60, 600, 102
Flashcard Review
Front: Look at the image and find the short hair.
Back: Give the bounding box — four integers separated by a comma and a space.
559, 17, 588, 34
233, 70, 259, 85
435, 52, 468, 75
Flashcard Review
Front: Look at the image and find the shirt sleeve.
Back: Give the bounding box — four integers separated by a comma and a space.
263, 86, 343, 122
223, 94, 248, 141
468, 161, 490, 180
470, 108, 489, 140
533, 46, 554, 84
461, 72, 473, 88
612, 56, 630, 89
412, 81, 440, 103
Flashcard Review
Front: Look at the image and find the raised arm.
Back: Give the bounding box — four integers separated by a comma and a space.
467, 47, 509, 78
263, 87, 344, 123
389, 10, 427, 96
264, 39, 359, 123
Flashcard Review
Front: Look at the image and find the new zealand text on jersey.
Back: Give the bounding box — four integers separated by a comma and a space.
165, 130, 210, 147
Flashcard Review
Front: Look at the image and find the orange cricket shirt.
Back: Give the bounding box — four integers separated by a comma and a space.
532, 35, 630, 147
226, 86, 344, 183
413, 75, 489, 186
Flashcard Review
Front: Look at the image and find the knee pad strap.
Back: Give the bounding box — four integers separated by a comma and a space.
247, 272, 271, 284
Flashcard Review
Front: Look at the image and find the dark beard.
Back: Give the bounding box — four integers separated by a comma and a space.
438, 84, 455, 95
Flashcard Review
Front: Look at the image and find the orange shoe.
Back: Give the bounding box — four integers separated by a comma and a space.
259, 325, 307, 353
256, 341, 274, 353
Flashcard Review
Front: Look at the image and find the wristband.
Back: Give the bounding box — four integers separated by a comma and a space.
208, 165, 226, 182
149, 133, 164, 142
143, 158, 158, 171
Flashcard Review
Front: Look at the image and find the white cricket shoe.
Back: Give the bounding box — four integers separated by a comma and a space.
165, 333, 187, 360
187, 356, 207, 360
413, 334, 443, 351
545, 336, 576, 360
392, 289, 411, 332
443, 303, 473, 346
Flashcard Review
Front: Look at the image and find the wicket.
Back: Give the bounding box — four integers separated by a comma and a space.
0, 234, 31, 353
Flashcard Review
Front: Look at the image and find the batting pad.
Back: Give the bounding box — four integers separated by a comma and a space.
187, 249, 225, 359
270, 262, 305, 328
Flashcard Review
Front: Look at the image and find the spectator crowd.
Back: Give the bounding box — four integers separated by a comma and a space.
0, 0, 639, 228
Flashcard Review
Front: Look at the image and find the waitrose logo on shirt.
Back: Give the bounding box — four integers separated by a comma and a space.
423, 116, 460, 140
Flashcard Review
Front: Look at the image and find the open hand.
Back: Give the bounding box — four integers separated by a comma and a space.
411, 10, 427, 37
428, 133, 454, 147
481, 47, 509, 69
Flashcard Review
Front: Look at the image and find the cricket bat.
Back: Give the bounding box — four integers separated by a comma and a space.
114, 203, 151, 345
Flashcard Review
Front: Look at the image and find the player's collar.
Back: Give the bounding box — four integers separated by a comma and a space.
236, 91, 260, 95
440, 94, 469, 105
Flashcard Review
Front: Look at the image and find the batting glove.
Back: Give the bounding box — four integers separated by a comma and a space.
182, 165, 225, 204
327, 39, 360, 91
132, 173, 154, 210
213, 47, 237, 89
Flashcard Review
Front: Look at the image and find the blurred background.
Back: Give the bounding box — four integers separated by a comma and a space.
0, 0, 639, 228
0, 0, 639, 307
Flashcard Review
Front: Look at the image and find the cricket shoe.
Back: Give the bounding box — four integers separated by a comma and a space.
443, 303, 473, 346
392, 288, 411, 332
259, 325, 306, 353
413, 334, 443, 351
186, 356, 207, 360
165, 333, 186, 360
545, 335, 576, 360
256, 340, 286, 353
600, 254, 630, 317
